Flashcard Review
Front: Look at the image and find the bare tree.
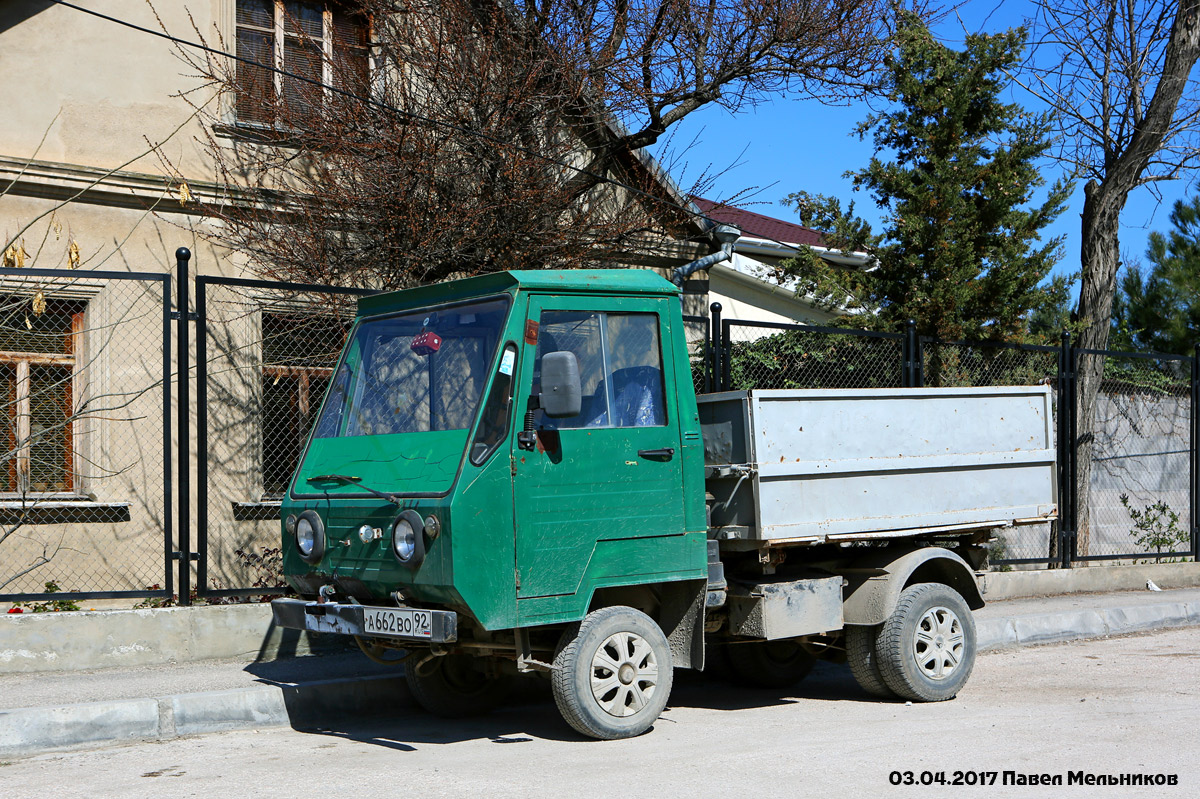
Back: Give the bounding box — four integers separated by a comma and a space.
1022, 0, 1200, 555
165, 0, 910, 288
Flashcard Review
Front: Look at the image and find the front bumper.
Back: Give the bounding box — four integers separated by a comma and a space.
271, 598, 458, 643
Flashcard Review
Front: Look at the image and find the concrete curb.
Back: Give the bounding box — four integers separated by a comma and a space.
0, 604, 348, 674
976, 599, 1200, 651
0, 673, 411, 759
5, 602, 1200, 759
979, 562, 1200, 600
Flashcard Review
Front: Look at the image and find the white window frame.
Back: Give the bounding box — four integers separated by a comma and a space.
0, 300, 85, 498
234, 0, 370, 125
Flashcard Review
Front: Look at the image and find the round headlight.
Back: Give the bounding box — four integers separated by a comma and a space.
390, 509, 426, 569
297, 517, 316, 555
285, 514, 297, 534
294, 510, 325, 564
393, 517, 416, 561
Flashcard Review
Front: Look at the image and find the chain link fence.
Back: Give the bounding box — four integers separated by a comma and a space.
1075, 350, 1193, 563
922, 340, 1059, 389
713, 313, 1198, 568
0, 269, 172, 601
6, 280, 1199, 602
682, 314, 710, 395
196, 277, 367, 597
721, 321, 904, 390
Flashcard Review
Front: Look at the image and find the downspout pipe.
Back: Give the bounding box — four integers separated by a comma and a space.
671, 223, 742, 288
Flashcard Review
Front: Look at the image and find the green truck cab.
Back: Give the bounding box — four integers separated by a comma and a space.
272, 269, 1057, 739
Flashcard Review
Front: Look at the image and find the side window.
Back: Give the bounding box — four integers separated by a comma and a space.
535, 311, 665, 429
605, 313, 665, 427
470, 343, 517, 465
535, 312, 607, 428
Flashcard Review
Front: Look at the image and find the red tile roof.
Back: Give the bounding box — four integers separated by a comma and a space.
693, 198, 827, 248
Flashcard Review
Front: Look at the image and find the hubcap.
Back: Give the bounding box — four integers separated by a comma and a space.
590, 631, 659, 718
912, 605, 965, 681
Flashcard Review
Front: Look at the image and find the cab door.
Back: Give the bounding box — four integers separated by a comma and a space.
512, 294, 686, 599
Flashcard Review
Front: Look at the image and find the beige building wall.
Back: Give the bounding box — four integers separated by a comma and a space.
0, 1, 716, 599
1, 1, 223, 188
1, 1, 280, 597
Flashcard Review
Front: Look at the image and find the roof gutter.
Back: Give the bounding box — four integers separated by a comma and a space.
732, 236, 873, 269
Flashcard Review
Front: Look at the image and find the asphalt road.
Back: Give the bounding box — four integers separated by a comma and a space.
4, 627, 1198, 799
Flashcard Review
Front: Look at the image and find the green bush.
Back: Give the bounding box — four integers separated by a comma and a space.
1120, 494, 1189, 562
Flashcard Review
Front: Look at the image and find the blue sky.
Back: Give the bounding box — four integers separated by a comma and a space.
651, 1, 1200, 294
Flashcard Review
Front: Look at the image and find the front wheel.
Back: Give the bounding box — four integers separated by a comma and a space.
551, 606, 673, 740
876, 583, 976, 702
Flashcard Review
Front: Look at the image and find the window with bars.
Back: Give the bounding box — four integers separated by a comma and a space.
235, 0, 369, 124
260, 312, 348, 497
0, 296, 85, 495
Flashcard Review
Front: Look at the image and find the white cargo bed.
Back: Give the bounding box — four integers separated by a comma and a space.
698, 387, 1058, 543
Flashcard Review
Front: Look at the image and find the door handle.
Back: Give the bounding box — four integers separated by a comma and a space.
637, 447, 675, 460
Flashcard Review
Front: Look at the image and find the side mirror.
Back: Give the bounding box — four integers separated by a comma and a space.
540, 351, 582, 418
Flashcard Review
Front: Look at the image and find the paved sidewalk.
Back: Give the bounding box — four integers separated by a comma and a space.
2, 586, 1198, 759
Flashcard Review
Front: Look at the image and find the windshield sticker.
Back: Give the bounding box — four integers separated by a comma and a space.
499, 349, 516, 376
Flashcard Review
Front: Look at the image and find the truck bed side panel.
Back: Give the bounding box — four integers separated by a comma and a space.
699, 387, 1057, 540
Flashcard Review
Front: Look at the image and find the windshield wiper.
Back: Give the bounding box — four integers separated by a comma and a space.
306, 474, 401, 505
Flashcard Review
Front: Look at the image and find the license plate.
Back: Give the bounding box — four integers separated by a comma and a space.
362, 607, 432, 639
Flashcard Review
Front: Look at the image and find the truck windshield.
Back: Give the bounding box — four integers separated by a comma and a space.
312, 297, 510, 438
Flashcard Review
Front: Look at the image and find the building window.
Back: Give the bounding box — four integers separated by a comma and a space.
261, 312, 348, 496
0, 297, 85, 495
235, 0, 369, 124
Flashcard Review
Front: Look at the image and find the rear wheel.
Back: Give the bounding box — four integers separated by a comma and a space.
405, 653, 511, 717
876, 583, 976, 702
552, 606, 673, 740
726, 639, 817, 689
845, 625, 895, 698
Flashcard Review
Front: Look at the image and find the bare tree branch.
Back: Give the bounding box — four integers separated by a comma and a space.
1024, 0, 1200, 555
154, 0, 916, 287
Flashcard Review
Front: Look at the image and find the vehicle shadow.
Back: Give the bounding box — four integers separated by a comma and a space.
670, 660, 882, 711
262, 658, 892, 750
288, 684, 582, 747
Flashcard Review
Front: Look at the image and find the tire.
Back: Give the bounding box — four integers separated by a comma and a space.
726, 639, 817, 689
551, 606, 673, 740
845, 624, 895, 698
405, 653, 511, 718
876, 583, 976, 702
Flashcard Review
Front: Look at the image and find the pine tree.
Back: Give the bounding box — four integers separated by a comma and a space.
784, 13, 1071, 342
1113, 195, 1200, 356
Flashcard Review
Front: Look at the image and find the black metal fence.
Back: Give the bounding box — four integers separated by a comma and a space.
0, 252, 377, 605
703, 303, 1200, 569
0, 266, 174, 603
192, 273, 375, 600
5, 265, 1198, 605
